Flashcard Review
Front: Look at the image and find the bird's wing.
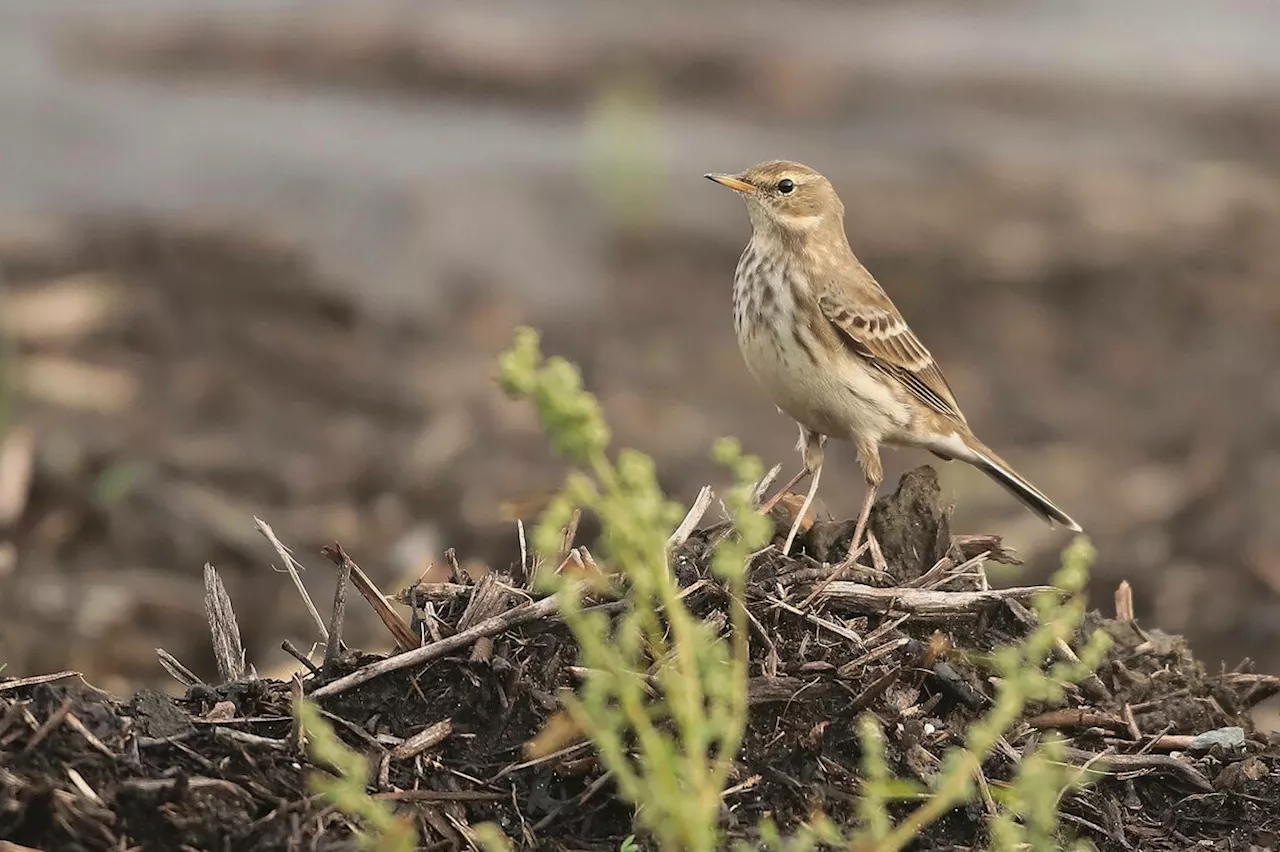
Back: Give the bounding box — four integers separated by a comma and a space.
817, 278, 966, 424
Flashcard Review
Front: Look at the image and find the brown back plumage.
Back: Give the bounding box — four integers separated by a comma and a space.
816, 263, 967, 425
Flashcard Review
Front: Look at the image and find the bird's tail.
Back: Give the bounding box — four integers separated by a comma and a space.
960, 435, 1083, 533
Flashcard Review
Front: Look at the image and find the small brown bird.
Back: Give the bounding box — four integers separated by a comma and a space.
706, 160, 1082, 555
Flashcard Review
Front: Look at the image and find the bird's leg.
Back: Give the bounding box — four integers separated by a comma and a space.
780, 429, 826, 555
849, 487, 876, 558
849, 441, 884, 557
757, 424, 820, 514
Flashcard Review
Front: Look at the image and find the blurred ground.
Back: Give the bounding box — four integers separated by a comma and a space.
1, 0, 1279, 725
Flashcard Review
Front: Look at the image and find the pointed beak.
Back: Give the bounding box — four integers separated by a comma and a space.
704, 173, 756, 194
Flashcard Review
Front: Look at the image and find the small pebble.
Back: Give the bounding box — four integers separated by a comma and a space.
1189, 727, 1246, 753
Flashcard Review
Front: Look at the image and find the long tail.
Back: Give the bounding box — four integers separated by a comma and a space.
960, 435, 1083, 533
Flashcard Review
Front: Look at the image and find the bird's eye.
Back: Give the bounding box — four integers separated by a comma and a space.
777, 179, 795, 194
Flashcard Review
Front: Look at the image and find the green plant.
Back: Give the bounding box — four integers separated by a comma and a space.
294, 698, 417, 852
474, 823, 516, 852
500, 327, 771, 852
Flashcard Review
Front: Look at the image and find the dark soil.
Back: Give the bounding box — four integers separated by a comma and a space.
3, 468, 1278, 851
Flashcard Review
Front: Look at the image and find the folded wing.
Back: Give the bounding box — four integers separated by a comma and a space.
817, 283, 966, 425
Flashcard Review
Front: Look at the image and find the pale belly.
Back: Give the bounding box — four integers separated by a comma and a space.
737, 327, 910, 447
732, 237, 912, 448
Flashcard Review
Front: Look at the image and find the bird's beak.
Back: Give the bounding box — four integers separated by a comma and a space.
704, 173, 756, 194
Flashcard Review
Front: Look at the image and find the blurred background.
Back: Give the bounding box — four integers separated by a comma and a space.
2, 0, 1279, 725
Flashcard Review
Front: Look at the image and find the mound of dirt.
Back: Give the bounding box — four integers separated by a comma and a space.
3, 467, 1278, 851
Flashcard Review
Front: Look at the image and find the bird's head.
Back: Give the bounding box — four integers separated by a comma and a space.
705, 160, 844, 238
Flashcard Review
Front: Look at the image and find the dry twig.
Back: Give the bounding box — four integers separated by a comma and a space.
1115, 580, 1135, 623
458, 573, 510, 664
668, 485, 714, 552
817, 582, 1061, 616
311, 588, 574, 698
255, 516, 328, 642
64, 712, 114, 758
21, 697, 74, 756
281, 640, 321, 676
1062, 747, 1213, 792
389, 720, 454, 760
796, 538, 874, 608
0, 671, 85, 693
322, 542, 419, 652
156, 649, 202, 687
324, 551, 352, 666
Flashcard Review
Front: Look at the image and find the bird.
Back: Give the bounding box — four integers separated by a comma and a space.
705, 160, 1082, 556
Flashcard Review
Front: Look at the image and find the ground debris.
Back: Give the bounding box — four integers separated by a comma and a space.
2, 468, 1279, 851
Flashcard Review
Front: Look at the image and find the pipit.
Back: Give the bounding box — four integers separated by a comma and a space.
706, 160, 1082, 555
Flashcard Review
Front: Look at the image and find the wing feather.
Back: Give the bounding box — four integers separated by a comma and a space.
817, 284, 966, 424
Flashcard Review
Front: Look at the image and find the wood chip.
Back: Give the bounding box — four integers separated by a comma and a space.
389, 720, 453, 760
203, 563, 246, 683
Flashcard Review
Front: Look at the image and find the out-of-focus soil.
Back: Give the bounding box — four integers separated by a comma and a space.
1, 3, 1280, 727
